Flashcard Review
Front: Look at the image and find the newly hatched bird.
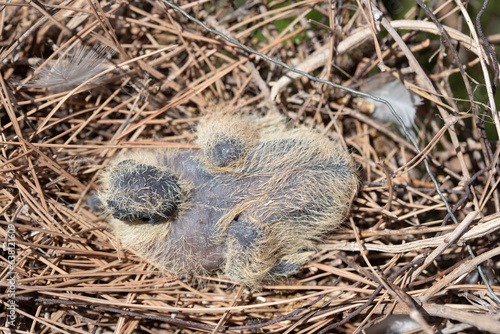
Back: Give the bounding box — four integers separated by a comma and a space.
97, 112, 357, 288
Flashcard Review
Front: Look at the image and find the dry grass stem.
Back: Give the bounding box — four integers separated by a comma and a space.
1, 0, 499, 333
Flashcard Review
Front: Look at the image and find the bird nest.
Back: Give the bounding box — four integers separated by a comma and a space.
1, 0, 499, 333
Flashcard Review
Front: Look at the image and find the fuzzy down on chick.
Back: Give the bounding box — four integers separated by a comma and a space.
97, 113, 357, 288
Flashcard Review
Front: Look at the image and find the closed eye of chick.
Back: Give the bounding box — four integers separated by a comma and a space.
94, 112, 358, 288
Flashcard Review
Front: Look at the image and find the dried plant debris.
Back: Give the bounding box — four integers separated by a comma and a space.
95, 112, 358, 288
3, 0, 500, 332
23, 45, 114, 93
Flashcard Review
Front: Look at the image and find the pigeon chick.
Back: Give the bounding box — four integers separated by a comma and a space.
97, 112, 358, 288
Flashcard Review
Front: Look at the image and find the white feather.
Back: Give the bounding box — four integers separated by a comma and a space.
25, 45, 114, 93
362, 78, 423, 129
